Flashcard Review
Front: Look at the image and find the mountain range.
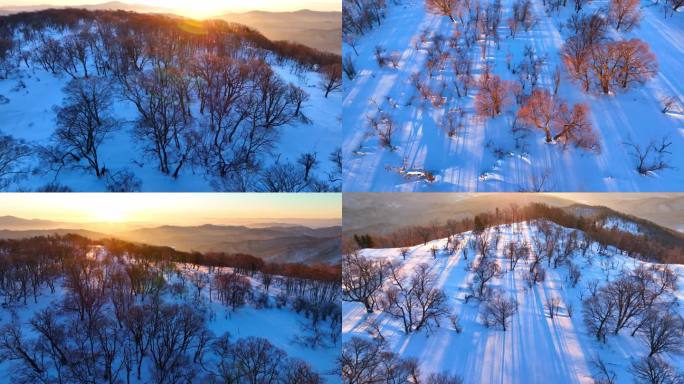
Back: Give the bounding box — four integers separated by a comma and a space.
343, 193, 684, 235
0, 2, 341, 53
0, 216, 341, 264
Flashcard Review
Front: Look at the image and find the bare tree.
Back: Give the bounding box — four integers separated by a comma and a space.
481, 294, 519, 331
426, 372, 465, 384
343, 55, 357, 79
629, 356, 684, 384
545, 297, 561, 319
370, 113, 396, 149
638, 311, 684, 357
554, 102, 600, 152
562, 35, 593, 92
624, 136, 673, 175
660, 96, 681, 114
583, 288, 616, 342
49, 77, 117, 177
517, 89, 564, 143
121, 67, 193, 178
470, 258, 501, 300
383, 263, 450, 334
591, 355, 617, 384
341, 337, 420, 384
213, 272, 251, 310
667, 0, 684, 11
321, 63, 342, 97
342, 251, 387, 313
609, 0, 641, 31
0, 133, 31, 190
614, 39, 658, 89
506, 241, 528, 270
475, 74, 515, 117
425, 0, 459, 22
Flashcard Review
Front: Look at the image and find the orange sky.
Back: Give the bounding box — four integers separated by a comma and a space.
0, 193, 341, 225
0, 0, 341, 17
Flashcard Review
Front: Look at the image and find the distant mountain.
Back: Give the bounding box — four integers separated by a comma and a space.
567, 194, 684, 233
220, 9, 341, 54
344, 193, 684, 236
343, 193, 577, 235
0, 228, 108, 240
0, 219, 341, 265
119, 224, 341, 264
0, 215, 65, 230
0, 1, 171, 15
0, 4, 341, 53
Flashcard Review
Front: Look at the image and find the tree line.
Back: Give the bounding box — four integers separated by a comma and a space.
346, 203, 684, 264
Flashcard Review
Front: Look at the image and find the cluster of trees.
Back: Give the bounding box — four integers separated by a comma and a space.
347, 203, 684, 264
0, 235, 335, 383
582, 265, 679, 344
562, 12, 657, 95
343, 0, 393, 38
99, 237, 341, 284
343, 0, 395, 81
583, 265, 683, 384
364, 0, 605, 158
341, 337, 463, 384
343, 253, 452, 334
2, 307, 323, 384
0, 9, 342, 191
516, 89, 599, 152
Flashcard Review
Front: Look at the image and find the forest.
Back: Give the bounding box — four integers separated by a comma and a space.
341, 0, 683, 191
0, 234, 341, 383
0, 9, 342, 191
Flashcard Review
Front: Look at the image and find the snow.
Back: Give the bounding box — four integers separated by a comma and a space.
599, 216, 642, 235
342, 0, 684, 191
0, 29, 341, 192
343, 221, 684, 383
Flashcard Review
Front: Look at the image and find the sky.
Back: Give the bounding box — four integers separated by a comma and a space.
0, 193, 341, 225
0, 0, 341, 17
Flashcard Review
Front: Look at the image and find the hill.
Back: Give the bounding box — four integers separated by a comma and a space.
343, 220, 684, 383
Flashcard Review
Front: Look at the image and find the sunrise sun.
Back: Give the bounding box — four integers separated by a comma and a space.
94, 206, 126, 222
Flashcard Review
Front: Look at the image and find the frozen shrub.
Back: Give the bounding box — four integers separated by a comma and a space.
36, 182, 73, 192
106, 169, 142, 192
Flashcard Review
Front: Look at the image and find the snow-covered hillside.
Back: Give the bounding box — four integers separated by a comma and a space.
0, 241, 340, 383
343, 221, 684, 383
0, 11, 342, 191
342, 0, 684, 191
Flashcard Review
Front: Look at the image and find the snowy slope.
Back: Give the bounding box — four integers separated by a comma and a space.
342, 0, 684, 191
343, 222, 684, 383
0, 30, 341, 192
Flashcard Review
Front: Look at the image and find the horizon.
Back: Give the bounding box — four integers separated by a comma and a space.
0, 0, 341, 18
0, 193, 341, 227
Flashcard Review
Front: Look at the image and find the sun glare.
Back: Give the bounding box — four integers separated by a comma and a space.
164, 0, 224, 19
94, 206, 126, 222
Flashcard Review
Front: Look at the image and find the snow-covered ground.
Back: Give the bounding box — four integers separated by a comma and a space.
342, 0, 684, 191
343, 222, 684, 383
0, 30, 341, 191
598, 216, 642, 234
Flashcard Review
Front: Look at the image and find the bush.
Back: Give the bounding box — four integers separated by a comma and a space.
36, 182, 73, 192
106, 169, 142, 192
